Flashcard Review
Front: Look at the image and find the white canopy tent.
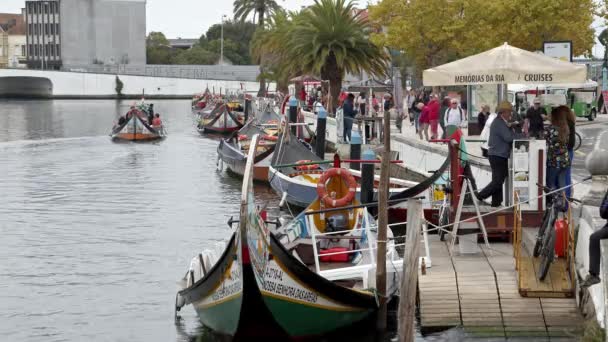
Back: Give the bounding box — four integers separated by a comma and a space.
423, 43, 587, 86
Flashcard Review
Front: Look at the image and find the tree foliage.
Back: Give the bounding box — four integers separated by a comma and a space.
370, 0, 596, 78
145, 21, 257, 65
252, 0, 389, 110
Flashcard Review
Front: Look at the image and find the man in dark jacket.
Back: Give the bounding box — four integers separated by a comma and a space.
342, 93, 356, 142
581, 189, 608, 287
475, 101, 520, 207
525, 98, 546, 138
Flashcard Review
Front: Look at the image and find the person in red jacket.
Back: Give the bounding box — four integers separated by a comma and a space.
427, 94, 440, 139
417, 102, 430, 140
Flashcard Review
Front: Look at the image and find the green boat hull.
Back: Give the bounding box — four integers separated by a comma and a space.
262, 294, 373, 336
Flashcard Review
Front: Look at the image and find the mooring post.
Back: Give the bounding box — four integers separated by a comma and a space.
315, 108, 327, 159
398, 198, 422, 342
350, 131, 362, 171
360, 149, 375, 204
244, 98, 250, 123
289, 96, 298, 136
376, 104, 392, 332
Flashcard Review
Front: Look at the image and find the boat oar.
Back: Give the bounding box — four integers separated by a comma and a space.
304, 195, 425, 216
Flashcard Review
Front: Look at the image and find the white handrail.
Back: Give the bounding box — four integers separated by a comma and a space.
315, 227, 365, 236
309, 215, 321, 274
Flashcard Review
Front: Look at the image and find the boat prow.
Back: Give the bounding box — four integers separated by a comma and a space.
111, 111, 166, 142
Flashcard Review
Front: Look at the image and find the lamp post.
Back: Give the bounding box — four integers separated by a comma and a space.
220, 14, 227, 65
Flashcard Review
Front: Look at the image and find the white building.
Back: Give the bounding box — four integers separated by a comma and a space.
25, 0, 147, 70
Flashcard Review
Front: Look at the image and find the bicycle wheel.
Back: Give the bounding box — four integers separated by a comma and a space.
439, 206, 450, 241
574, 132, 582, 151
533, 210, 551, 257
538, 233, 555, 281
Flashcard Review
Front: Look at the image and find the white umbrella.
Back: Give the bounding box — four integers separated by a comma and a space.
423, 43, 587, 86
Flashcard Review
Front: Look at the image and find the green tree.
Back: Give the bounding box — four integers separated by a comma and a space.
234, 0, 282, 95
253, 0, 388, 111
370, 0, 596, 79
172, 46, 219, 65
203, 20, 257, 64
146, 31, 173, 64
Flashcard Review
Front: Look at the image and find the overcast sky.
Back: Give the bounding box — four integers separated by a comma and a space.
0, 0, 605, 57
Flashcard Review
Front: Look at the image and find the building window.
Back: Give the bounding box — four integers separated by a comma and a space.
56, 44, 60, 58
46, 23, 50, 35
34, 45, 38, 57
28, 45, 32, 57
44, 3, 49, 14
21, 45, 26, 57
28, 23, 32, 35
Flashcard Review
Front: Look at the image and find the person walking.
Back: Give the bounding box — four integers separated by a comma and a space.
443, 99, 465, 137
357, 92, 367, 116
342, 93, 356, 142
544, 105, 571, 194
439, 97, 451, 139
478, 104, 490, 132
479, 109, 498, 158
427, 94, 440, 139
581, 189, 608, 287
412, 93, 425, 134
564, 108, 576, 198
417, 102, 430, 140
406, 90, 416, 124
525, 98, 547, 139
475, 102, 519, 207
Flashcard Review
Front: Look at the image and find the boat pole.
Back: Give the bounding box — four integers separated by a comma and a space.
360, 149, 375, 204
349, 131, 362, 171
376, 110, 391, 331
315, 108, 327, 159
398, 198, 422, 342
289, 96, 298, 136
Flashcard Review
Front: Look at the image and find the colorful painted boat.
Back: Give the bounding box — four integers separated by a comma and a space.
217, 103, 281, 182
111, 109, 166, 142
176, 135, 280, 337
247, 165, 403, 337
268, 130, 418, 208
197, 103, 245, 135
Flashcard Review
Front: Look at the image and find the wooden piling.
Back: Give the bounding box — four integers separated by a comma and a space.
376, 113, 391, 331
398, 199, 422, 342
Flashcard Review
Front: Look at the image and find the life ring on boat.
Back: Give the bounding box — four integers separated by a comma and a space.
262, 134, 278, 141
295, 160, 319, 171
316, 168, 357, 208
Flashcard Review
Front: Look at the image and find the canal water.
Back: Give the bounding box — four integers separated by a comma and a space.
0, 99, 470, 341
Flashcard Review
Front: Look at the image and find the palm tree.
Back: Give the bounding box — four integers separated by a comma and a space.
253, 0, 389, 111
234, 0, 282, 96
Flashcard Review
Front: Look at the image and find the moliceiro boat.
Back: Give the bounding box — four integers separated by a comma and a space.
176, 135, 277, 337
247, 163, 403, 337
197, 103, 244, 135
111, 108, 166, 142
217, 103, 281, 182
268, 129, 418, 208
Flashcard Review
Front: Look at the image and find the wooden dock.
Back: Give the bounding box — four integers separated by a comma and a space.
418, 238, 584, 339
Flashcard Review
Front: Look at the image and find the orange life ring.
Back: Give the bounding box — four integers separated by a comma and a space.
316, 168, 357, 208
295, 160, 319, 171
262, 134, 278, 141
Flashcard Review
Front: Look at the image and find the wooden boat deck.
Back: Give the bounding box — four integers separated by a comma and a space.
418, 238, 584, 339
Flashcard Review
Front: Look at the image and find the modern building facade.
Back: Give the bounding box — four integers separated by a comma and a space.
25, 0, 146, 70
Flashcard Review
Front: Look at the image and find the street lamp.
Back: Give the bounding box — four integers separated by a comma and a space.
220, 14, 227, 65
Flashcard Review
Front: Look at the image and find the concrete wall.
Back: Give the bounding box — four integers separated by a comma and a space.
0, 68, 270, 98
60, 0, 146, 66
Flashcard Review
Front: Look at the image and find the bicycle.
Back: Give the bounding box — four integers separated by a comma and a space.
573, 131, 582, 152
533, 184, 581, 280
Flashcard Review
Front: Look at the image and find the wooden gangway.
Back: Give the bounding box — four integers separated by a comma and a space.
418, 238, 584, 339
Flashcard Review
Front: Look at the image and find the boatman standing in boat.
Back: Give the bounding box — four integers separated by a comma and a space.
475, 101, 522, 207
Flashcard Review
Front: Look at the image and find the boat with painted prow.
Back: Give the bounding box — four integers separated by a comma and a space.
111, 108, 166, 142
247, 166, 403, 337
176, 135, 273, 336
197, 103, 244, 135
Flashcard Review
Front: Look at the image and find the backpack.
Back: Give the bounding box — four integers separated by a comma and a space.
444, 107, 464, 123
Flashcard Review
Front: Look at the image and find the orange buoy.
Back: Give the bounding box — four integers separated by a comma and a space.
316, 168, 357, 208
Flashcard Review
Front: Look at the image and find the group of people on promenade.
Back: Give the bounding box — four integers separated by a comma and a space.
403, 91, 468, 141
337, 90, 395, 142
